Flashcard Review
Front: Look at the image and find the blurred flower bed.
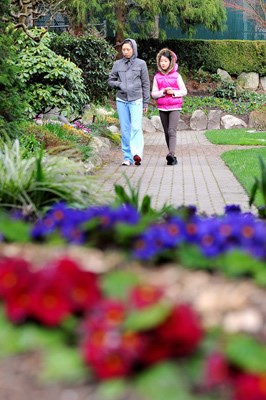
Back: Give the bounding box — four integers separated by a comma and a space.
1, 253, 266, 400
1, 200, 266, 399
7, 201, 266, 286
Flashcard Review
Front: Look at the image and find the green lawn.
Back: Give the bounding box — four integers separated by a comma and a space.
204, 128, 266, 207
205, 128, 266, 146
221, 148, 266, 207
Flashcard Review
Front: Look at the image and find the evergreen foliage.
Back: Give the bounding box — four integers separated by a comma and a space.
84, 0, 227, 42
50, 32, 117, 103
14, 29, 89, 119
0, 0, 27, 137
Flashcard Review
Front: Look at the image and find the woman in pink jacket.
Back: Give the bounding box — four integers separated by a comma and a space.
151, 48, 187, 165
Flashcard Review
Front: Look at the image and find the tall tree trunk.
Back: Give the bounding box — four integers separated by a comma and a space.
114, 0, 126, 48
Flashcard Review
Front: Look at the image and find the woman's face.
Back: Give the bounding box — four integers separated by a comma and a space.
122, 43, 134, 59
160, 55, 170, 70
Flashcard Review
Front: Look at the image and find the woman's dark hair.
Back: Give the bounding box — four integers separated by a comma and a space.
122, 40, 133, 48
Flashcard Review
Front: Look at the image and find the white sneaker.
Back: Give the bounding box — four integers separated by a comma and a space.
121, 160, 131, 166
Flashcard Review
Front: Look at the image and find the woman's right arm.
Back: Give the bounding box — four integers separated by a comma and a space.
107, 62, 121, 89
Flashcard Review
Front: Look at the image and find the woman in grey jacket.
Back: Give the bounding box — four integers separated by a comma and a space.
108, 39, 150, 166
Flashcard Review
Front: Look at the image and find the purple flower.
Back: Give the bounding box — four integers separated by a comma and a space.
133, 225, 165, 260
197, 218, 225, 257
160, 216, 186, 247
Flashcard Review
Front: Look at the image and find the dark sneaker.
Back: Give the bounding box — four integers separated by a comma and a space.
133, 154, 141, 165
166, 154, 177, 165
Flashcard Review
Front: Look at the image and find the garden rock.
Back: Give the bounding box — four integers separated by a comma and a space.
142, 116, 156, 134
190, 110, 207, 130
107, 125, 119, 133
177, 118, 190, 130
150, 115, 163, 131
90, 136, 111, 157
237, 72, 260, 92
260, 76, 266, 91
221, 115, 247, 129
95, 107, 114, 116
42, 107, 60, 120
207, 109, 222, 130
217, 68, 233, 82
223, 308, 263, 334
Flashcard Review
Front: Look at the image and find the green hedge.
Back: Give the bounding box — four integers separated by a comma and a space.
134, 39, 266, 76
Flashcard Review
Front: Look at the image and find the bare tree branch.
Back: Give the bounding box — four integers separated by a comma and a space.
224, 0, 266, 30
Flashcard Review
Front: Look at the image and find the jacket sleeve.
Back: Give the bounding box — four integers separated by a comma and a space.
172, 74, 187, 98
151, 77, 165, 99
107, 61, 121, 89
141, 61, 150, 108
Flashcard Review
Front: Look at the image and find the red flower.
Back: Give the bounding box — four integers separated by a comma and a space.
204, 352, 230, 389
156, 304, 203, 356
54, 257, 102, 313
82, 299, 126, 333
82, 326, 143, 379
0, 257, 35, 322
87, 351, 132, 380
233, 373, 266, 400
4, 282, 32, 323
28, 267, 71, 326
138, 335, 172, 365
0, 257, 33, 299
129, 284, 163, 309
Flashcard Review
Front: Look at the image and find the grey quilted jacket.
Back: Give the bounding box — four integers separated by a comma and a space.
107, 38, 150, 108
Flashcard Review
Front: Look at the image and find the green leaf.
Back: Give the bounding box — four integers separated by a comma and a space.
178, 244, 213, 269
140, 194, 152, 215
0, 212, 30, 242
134, 361, 192, 400
0, 308, 23, 357
39, 346, 88, 383
100, 270, 140, 300
0, 308, 68, 356
123, 302, 172, 332
214, 249, 261, 278
97, 379, 128, 400
225, 334, 266, 374
16, 323, 67, 352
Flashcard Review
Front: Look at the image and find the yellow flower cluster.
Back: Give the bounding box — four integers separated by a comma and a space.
62, 124, 92, 142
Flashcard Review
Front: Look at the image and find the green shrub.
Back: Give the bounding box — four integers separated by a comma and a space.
51, 32, 117, 103
17, 121, 67, 148
19, 133, 41, 156
14, 29, 89, 119
213, 81, 238, 99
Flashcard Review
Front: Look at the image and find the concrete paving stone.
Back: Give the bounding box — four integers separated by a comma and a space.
95, 130, 256, 215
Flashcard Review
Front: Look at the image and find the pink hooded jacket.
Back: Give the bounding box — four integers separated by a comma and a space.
151, 48, 187, 111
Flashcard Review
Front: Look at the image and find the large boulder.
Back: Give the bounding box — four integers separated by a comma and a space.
237, 72, 260, 92
221, 115, 247, 129
260, 76, 266, 91
190, 110, 207, 130
142, 116, 156, 134
207, 110, 222, 130
217, 68, 233, 82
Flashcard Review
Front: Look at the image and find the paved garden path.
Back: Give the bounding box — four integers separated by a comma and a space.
95, 130, 255, 215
